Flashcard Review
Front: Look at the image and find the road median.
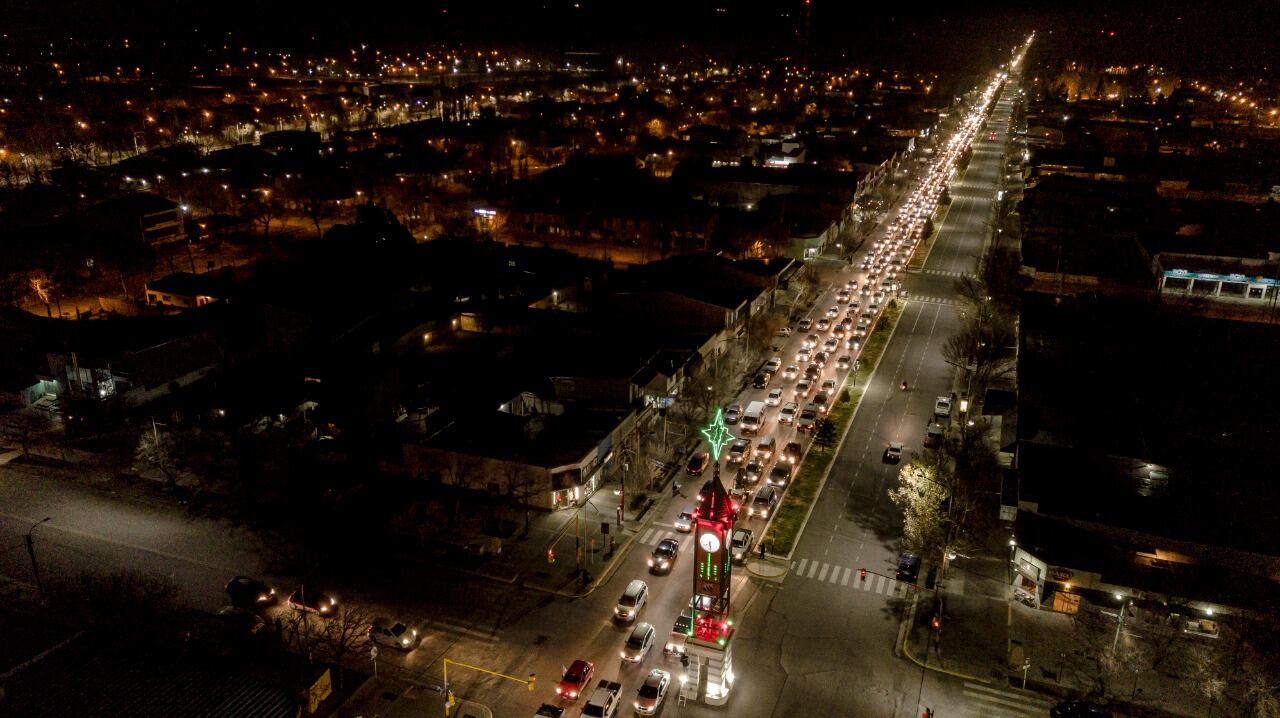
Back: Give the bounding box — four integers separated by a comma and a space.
763, 301, 903, 557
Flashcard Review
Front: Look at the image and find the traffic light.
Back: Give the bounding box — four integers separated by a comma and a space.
546, 548, 555, 564
931, 615, 942, 631
860, 568, 867, 581
528, 673, 536, 691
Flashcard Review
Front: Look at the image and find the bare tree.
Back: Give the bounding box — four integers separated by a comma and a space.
320, 605, 373, 689
136, 423, 181, 488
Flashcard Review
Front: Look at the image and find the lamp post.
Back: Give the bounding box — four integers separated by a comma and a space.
26, 516, 51, 599
1112, 600, 1133, 653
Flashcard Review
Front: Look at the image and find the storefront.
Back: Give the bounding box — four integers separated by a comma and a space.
1012, 547, 1046, 608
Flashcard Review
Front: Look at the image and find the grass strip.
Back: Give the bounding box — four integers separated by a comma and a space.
764, 301, 904, 555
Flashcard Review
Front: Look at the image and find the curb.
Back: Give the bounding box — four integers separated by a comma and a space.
781, 304, 905, 563
898, 590, 991, 684
745, 558, 789, 581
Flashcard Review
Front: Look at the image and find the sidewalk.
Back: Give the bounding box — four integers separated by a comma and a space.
901, 558, 1009, 683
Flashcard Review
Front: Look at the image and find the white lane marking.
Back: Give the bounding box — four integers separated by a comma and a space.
807, 560, 819, 578
817, 563, 830, 582
840, 567, 851, 586
796, 558, 808, 576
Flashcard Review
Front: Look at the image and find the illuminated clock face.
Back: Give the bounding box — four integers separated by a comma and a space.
699, 532, 721, 553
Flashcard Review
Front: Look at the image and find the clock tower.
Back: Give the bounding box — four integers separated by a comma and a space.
691, 470, 733, 644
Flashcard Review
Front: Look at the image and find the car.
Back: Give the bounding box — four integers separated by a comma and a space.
797, 318, 813, 331
783, 441, 803, 464
727, 438, 752, 464
803, 333, 821, 349
749, 486, 779, 519
837, 355, 852, 370
822, 338, 839, 353
832, 323, 847, 338
764, 356, 782, 374
614, 579, 649, 622
288, 586, 338, 616
794, 378, 813, 398
752, 373, 770, 389
924, 422, 943, 448
755, 436, 776, 462
804, 364, 822, 381
797, 405, 817, 432
730, 528, 755, 563
686, 451, 710, 476
935, 396, 952, 417
674, 509, 695, 533
225, 576, 276, 610
812, 392, 831, 414
766, 388, 784, 406
767, 464, 793, 488
896, 553, 921, 583
845, 280, 858, 291
649, 538, 679, 573
869, 294, 882, 307
779, 402, 798, 424
816, 317, 831, 331
535, 705, 565, 718
775, 326, 793, 338
826, 305, 840, 318
783, 364, 799, 380
724, 403, 742, 424
634, 668, 671, 715
883, 442, 904, 463
741, 460, 764, 485
621, 622, 656, 663
821, 378, 837, 395
845, 337, 862, 351
812, 351, 829, 368
557, 659, 595, 700
368, 617, 420, 650
1050, 700, 1112, 718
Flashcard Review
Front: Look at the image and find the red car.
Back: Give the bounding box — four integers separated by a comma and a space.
557, 659, 594, 701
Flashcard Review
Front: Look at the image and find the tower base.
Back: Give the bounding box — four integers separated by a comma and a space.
682, 634, 736, 706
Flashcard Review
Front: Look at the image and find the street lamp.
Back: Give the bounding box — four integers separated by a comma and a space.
26, 517, 52, 599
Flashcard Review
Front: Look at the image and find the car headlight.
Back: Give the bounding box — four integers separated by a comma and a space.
402, 637, 412, 645
621, 650, 629, 659
648, 558, 654, 567
635, 702, 643, 710
329, 597, 336, 605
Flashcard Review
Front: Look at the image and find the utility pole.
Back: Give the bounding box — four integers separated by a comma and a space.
26, 517, 52, 599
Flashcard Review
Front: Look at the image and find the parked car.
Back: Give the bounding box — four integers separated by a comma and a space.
725, 403, 743, 425
649, 538, 679, 574
775, 326, 793, 338
752, 373, 770, 389
896, 553, 921, 583
764, 356, 782, 374
686, 452, 710, 476
797, 318, 812, 331
368, 617, 419, 650
935, 396, 952, 417
224, 576, 276, 610
924, 422, 943, 448
614, 580, 649, 622
557, 659, 595, 700
287, 586, 338, 616
620, 622, 656, 663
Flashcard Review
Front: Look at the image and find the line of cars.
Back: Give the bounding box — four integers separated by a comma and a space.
222, 576, 420, 651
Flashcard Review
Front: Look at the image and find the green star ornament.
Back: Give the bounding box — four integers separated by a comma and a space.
700, 407, 737, 459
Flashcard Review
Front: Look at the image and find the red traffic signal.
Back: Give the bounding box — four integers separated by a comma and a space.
859, 568, 867, 581
546, 548, 556, 564
931, 615, 942, 630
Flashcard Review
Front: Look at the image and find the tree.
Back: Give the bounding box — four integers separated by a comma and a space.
320, 605, 372, 689
889, 459, 949, 562
136, 423, 182, 488
812, 417, 837, 452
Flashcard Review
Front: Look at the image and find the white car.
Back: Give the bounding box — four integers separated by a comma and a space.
783, 364, 799, 380
615, 580, 649, 622
764, 356, 782, 374
621, 622, 656, 663
766, 388, 783, 406
634, 668, 671, 715
935, 396, 953, 417
821, 379, 837, 395
674, 509, 695, 533
368, 617, 419, 650
779, 402, 798, 424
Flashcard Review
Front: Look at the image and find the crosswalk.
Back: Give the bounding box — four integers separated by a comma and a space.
916, 269, 979, 278
636, 527, 680, 547
790, 558, 908, 596
431, 617, 503, 645
959, 681, 1055, 717
909, 296, 961, 306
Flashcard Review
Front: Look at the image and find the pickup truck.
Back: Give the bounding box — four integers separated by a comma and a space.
582, 679, 624, 718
